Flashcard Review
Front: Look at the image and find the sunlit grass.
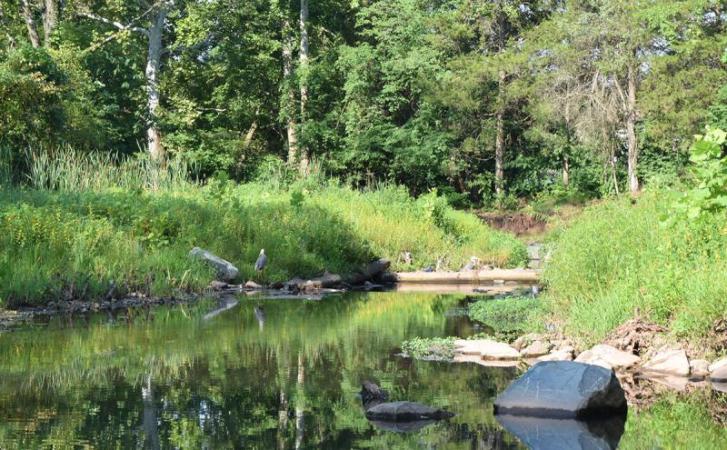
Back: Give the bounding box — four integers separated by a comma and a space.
0, 151, 526, 307
540, 191, 727, 346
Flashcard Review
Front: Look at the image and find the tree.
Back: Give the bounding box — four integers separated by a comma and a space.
78, 1, 177, 162
298, 0, 310, 175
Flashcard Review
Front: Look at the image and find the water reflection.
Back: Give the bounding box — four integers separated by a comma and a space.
0, 292, 525, 449
496, 414, 626, 450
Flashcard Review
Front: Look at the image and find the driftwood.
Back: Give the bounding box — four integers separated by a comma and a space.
393, 268, 539, 284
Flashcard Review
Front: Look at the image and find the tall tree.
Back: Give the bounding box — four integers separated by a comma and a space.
20, 0, 40, 47
281, 11, 299, 168
78, 1, 176, 162
298, 0, 310, 174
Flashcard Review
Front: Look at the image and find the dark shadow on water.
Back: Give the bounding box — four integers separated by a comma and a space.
496, 413, 626, 450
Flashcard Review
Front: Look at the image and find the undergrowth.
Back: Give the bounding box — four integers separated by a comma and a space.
401, 337, 456, 361
540, 191, 727, 346
468, 296, 540, 340
0, 150, 526, 307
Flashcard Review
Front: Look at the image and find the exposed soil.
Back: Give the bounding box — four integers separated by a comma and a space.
478, 212, 547, 237
604, 316, 667, 357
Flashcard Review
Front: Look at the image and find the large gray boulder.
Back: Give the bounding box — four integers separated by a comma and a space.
496, 414, 625, 450
494, 361, 627, 419
365, 401, 455, 422
189, 247, 239, 281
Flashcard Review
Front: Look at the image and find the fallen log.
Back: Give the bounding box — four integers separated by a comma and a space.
393, 268, 540, 284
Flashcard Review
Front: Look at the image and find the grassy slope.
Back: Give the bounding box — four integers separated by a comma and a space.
0, 181, 526, 307
539, 191, 727, 346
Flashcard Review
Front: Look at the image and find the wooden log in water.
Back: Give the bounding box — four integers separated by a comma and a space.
393, 269, 540, 284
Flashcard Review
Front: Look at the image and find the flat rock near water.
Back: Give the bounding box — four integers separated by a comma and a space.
494, 361, 627, 419
454, 339, 520, 360
575, 344, 640, 371
496, 414, 625, 450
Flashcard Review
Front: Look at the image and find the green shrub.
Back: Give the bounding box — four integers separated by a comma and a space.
401, 337, 456, 360
469, 296, 540, 339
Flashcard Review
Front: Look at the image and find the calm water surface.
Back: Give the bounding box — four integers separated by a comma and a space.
0, 292, 724, 449
0, 292, 525, 449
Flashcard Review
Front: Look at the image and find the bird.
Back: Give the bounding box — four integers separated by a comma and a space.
462, 256, 480, 271
254, 249, 267, 274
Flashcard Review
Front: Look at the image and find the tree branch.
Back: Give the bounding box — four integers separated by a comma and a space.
78, 11, 150, 36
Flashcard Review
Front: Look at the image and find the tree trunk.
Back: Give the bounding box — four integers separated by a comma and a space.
21, 0, 40, 48
243, 120, 258, 150
145, 6, 167, 162
42, 0, 59, 45
494, 70, 506, 197
562, 156, 570, 187
298, 0, 310, 175
626, 64, 639, 195
282, 18, 299, 166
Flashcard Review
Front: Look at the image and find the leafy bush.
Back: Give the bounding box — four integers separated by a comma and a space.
674, 127, 727, 219
401, 337, 456, 361
469, 297, 540, 339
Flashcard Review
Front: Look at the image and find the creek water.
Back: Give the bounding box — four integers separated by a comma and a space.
0, 292, 721, 449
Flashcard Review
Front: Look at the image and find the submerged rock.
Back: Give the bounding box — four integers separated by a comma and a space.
365, 401, 455, 422
189, 247, 239, 281
494, 361, 627, 419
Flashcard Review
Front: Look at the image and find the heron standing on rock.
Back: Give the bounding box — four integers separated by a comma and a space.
255, 249, 267, 276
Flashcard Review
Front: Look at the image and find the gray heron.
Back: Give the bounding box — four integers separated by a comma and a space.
255, 249, 267, 274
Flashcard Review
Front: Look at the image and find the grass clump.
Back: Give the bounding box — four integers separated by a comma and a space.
0, 151, 526, 307
620, 393, 727, 449
468, 296, 540, 340
401, 337, 456, 361
540, 191, 727, 346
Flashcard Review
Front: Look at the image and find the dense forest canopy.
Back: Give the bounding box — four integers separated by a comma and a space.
0, 0, 725, 205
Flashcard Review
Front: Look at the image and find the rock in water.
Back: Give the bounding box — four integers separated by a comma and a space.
361, 380, 388, 408
189, 247, 239, 281
365, 401, 455, 422
494, 361, 627, 419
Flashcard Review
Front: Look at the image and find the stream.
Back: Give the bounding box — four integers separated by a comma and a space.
0, 292, 724, 449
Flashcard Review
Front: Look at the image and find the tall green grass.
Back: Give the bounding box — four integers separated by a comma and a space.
541, 191, 727, 345
0, 150, 525, 307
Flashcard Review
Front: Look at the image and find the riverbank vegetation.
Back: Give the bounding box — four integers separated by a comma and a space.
0, 150, 525, 308
537, 127, 727, 347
